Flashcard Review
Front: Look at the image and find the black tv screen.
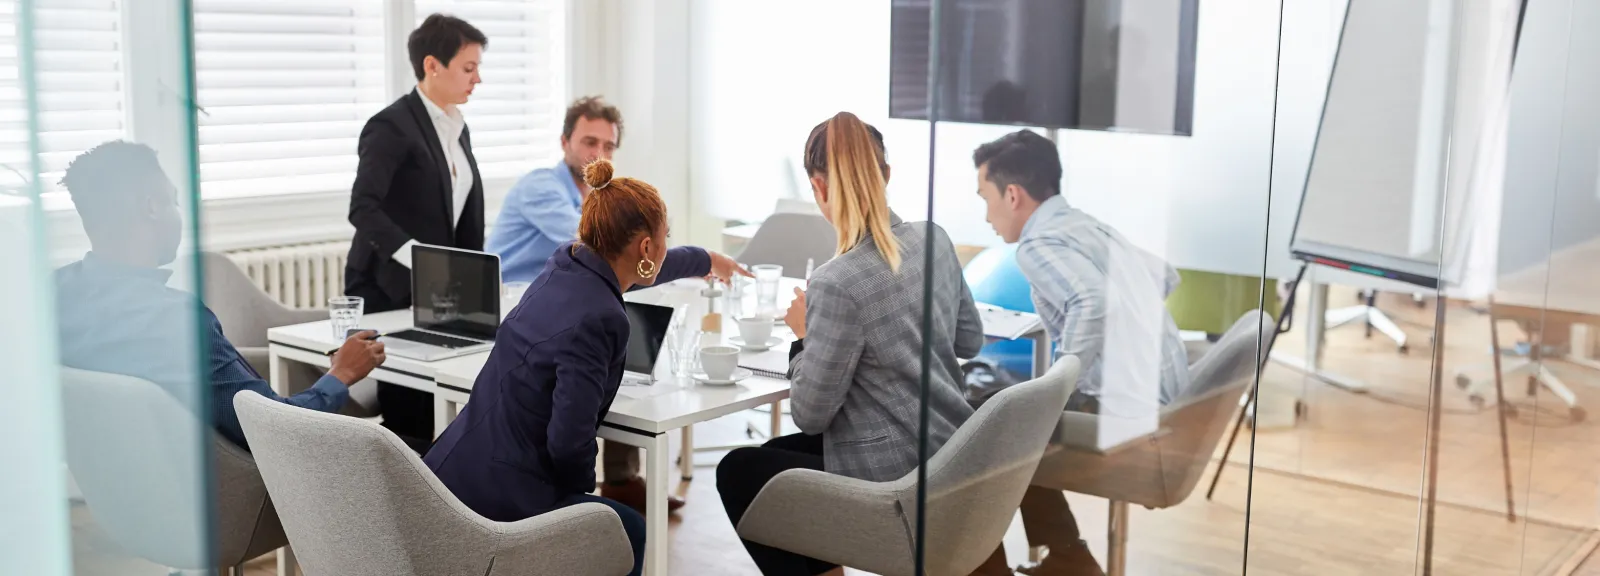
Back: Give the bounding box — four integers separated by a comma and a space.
890, 0, 1199, 135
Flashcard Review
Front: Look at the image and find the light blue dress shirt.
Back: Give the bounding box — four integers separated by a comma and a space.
487, 161, 585, 283
1014, 195, 1190, 407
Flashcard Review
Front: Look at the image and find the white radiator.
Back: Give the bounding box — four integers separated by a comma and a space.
226, 241, 350, 310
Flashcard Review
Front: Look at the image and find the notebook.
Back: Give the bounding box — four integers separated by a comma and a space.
739, 343, 791, 379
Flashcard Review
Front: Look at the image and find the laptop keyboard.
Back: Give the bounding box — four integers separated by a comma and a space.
386, 329, 483, 349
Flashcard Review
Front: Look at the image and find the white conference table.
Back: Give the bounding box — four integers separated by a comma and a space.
267, 275, 1045, 576
266, 277, 800, 576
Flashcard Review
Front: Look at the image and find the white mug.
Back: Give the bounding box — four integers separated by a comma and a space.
736, 314, 774, 346
698, 345, 741, 380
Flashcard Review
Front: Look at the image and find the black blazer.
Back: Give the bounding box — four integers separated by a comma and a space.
345, 90, 485, 312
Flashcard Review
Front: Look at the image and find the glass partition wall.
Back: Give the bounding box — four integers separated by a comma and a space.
903, 0, 1600, 574
907, 0, 1267, 573
2, 1, 214, 573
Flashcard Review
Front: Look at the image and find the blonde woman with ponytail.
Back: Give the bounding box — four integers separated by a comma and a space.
716, 112, 990, 576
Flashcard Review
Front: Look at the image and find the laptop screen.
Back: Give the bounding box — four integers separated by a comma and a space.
623, 302, 675, 375
411, 245, 501, 341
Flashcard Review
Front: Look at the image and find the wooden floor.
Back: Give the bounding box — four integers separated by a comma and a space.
77, 287, 1600, 575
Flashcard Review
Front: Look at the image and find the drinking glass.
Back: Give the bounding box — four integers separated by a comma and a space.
724, 275, 750, 319
751, 264, 783, 316
328, 296, 364, 340
668, 306, 701, 377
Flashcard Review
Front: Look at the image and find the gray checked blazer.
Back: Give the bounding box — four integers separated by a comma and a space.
788, 214, 985, 482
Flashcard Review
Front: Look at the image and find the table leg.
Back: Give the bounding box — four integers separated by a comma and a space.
644, 433, 670, 576
432, 397, 457, 439
268, 351, 290, 396
679, 426, 694, 481
1306, 280, 1329, 371
769, 401, 783, 438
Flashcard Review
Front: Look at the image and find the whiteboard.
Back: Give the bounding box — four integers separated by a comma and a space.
1289, 0, 1458, 286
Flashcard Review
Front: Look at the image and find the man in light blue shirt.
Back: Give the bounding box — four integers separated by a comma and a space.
486, 97, 683, 514
487, 96, 624, 282
973, 130, 1189, 576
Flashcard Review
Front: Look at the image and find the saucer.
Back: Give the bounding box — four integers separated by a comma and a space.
692, 367, 752, 386
729, 336, 784, 351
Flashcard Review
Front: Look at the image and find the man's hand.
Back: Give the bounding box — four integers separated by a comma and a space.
784, 287, 807, 339
329, 330, 386, 386
707, 251, 753, 284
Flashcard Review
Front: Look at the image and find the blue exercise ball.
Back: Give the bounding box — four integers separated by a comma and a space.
963, 245, 1042, 375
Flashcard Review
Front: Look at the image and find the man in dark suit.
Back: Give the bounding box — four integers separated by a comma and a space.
346, 14, 487, 451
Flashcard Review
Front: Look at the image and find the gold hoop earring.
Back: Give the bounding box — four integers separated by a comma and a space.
636, 258, 656, 279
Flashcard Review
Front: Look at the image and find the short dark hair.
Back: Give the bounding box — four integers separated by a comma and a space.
408, 14, 487, 81
972, 130, 1061, 202
563, 96, 625, 147
60, 141, 166, 239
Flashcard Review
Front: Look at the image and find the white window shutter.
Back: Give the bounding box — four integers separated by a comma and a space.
415, 0, 566, 181
192, 0, 387, 198
28, 0, 127, 195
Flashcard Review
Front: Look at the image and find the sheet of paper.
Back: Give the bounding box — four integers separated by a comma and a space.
615, 380, 688, 400
978, 302, 1044, 340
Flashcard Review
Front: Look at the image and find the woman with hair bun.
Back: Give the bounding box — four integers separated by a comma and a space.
425, 159, 747, 576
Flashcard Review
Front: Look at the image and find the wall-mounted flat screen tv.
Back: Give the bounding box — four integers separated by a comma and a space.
889, 0, 1200, 135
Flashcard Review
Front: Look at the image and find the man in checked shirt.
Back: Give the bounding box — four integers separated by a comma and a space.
972, 130, 1190, 576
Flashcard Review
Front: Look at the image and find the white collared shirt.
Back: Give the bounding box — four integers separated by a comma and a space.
395, 88, 476, 267
418, 88, 474, 228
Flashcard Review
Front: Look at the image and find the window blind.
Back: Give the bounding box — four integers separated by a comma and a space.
21, 0, 127, 195
192, 0, 386, 198
0, 1, 26, 192
416, 0, 566, 181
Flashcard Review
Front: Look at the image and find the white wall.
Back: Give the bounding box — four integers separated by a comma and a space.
689, 0, 1345, 279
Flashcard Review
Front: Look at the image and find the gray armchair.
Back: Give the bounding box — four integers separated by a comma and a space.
737, 357, 1081, 576
201, 251, 377, 416
233, 391, 634, 576
1029, 311, 1271, 575
734, 213, 837, 277
60, 367, 286, 574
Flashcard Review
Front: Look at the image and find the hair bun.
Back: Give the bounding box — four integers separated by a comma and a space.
582, 159, 615, 189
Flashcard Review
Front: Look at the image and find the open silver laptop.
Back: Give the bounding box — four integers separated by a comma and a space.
621, 301, 676, 385
382, 245, 500, 362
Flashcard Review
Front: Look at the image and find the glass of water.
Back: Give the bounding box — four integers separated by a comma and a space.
328, 296, 364, 340
751, 264, 783, 316
667, 305, 700, 378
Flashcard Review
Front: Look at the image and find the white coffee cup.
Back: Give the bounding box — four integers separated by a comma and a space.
736, 315, 774, 347
698, 345, 741, 380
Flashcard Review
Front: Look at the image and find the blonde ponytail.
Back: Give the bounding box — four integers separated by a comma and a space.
813, 112, 900, 272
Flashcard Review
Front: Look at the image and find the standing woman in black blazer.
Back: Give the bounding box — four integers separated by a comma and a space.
345, 14, 486, 450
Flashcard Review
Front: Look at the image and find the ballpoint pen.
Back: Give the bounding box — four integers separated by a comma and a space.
328, 329, 382, 356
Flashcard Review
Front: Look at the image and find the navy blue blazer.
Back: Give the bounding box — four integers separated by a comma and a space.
424, 241, 710, 521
